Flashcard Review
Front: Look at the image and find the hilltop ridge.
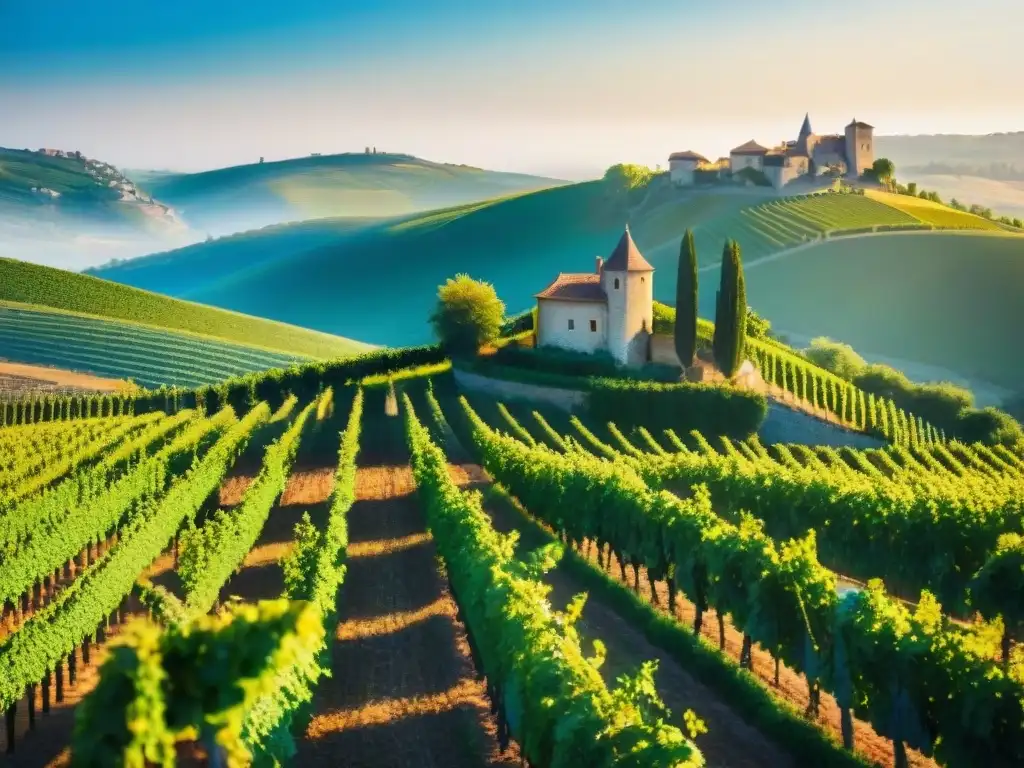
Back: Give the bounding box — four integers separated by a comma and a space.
136, 151, 568, 235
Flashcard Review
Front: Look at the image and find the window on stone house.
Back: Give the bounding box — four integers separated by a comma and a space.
614, 278, 620, 289
590, 319, 597, 332
568, 319, 574, 331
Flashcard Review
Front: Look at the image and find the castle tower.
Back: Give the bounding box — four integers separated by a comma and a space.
797, 113, 813, 152
844, 119, 875, 178
601, 225, 654, 366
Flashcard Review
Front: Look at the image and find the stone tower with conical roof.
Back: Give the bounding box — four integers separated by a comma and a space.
601, 225, 654, 366
796, 112, 815, 157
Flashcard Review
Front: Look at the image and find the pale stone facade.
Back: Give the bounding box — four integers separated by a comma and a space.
668, 151, 708, 187
670, 114, 874, 191
536, 299, 608, 355
535, 228, 654, 366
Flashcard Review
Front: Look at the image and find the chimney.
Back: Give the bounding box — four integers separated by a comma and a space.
595, 256, 604, 275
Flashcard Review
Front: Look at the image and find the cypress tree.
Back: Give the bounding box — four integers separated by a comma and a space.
713, 239, 747, 377
712, 240, 732, 370
674, 229, 699, 369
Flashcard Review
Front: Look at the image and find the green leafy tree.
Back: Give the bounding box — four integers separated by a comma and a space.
429, 274, 505, 357
712, 240, 747, 377
674, 229, 698, 368
871, 157, 895, 185
603, 163, 657, 192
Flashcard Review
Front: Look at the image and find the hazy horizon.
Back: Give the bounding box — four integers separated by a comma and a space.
2, 0, 1022, 179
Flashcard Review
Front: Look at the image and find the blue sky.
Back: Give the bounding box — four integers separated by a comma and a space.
2, 0, 1021, 178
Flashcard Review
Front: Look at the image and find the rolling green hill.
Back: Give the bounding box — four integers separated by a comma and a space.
90, 180, 1024, 394
85, 216, 382, 297
0, 303, 311, 389
0, 257, 371, 386
138, 152, 567, 235
635, 187, 1015, 268
96, 182, 626, 345
737, 233, 1024, 393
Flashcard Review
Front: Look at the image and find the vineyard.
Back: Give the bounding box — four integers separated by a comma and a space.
0, 303, 312, 389
0, 359, 1021, 767
638, 189, 1022, 269
0, 257, 370, 360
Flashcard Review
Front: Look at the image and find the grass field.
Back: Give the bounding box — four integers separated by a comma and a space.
85, 217, 381, 297
863, 189, 1013, 230
0, 302, 314, 388
0, 257, 370, 360
737, 233, 1024, 391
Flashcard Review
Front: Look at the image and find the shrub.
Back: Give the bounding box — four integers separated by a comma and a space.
490, 345, 679, 383
501, 307, 535, 335
493, 345, 622, 378
803, 338, 867, 381
429, 274, 505, 357
955, 407, 1024, 447
911, 382, 975, 427
588, 378, 767, 439
852, 363, 912, 398
652, 302, 676, 335
745, 307, 771, 340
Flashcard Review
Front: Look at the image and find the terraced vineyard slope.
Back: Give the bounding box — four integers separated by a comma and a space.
0, 257, 372, 387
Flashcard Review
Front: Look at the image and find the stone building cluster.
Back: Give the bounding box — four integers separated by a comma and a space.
669, 114, 874, 190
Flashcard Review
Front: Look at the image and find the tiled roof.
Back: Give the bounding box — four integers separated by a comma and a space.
669, 150, 708, 163
847, 120, 873, 129
603, 226, 654, 272
535, 273, 606, 302
730, 139, 768, 155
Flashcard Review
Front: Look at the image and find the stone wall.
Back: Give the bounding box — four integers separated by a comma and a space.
452, 368, 585, 412
650, 334, 682, 367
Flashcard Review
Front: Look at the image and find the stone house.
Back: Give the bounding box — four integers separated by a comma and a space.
668, 150, 709, 186
534, 227, 654, 366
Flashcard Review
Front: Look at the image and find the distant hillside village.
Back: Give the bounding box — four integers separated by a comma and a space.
669, 115, 875, 190
34, 148, 153, 203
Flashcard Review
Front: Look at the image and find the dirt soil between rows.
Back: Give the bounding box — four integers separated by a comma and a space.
447, 463, 797, 768
293, 409, 519, 768
464, 459, 936, 768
